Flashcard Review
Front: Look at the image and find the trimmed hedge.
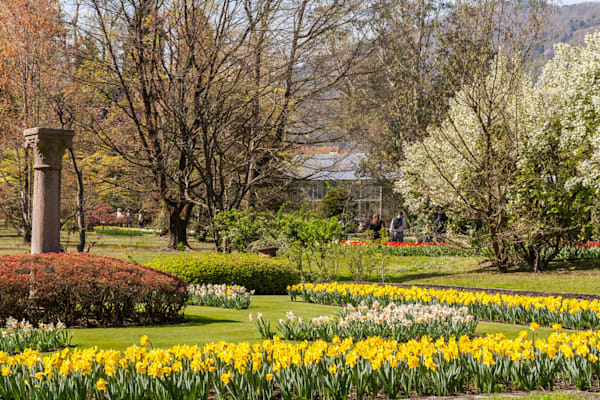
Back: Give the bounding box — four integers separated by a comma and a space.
0, 254, 187, 327
148, 252, 299, 295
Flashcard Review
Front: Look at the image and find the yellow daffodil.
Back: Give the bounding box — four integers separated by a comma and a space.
529, 322, 539, 332
96, 378, 107, 392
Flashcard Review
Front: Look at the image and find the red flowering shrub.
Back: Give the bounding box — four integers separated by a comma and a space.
343, 240, 449, 247
86, 204, 116, 228
0, 254, 187, 327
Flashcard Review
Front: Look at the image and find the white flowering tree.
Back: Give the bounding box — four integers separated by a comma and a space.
398, 33, 600, 272
529, 33, 600, 193
396, 57, 528, 271
510, 35, 600, 272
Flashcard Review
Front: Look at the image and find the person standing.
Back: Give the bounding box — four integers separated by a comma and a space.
138, 210, 145, 228
367, 213, 385, 240
125, 209, 132, 227
389, 211, 407, 242
116, 208, 123, 227
434, 210, 448, 242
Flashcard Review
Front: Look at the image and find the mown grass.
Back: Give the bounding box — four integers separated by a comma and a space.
72, 295, 338, 350
380, 256, 600, 294
0, 227, 597, 363
0, 227, 214, 264
3, 226, 600, 293
70, 295, 562, 351
302, 252, 600, 295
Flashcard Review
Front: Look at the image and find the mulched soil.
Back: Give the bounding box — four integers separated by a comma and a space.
203, 381, 600, 399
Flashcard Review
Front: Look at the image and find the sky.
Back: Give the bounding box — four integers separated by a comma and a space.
561, 0, 600, 4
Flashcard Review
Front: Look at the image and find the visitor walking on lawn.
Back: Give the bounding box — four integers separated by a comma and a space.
367, 213, 385, 240
389, 211, 407, 242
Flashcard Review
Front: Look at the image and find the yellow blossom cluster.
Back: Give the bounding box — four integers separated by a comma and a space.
288, 283, 600, 329
2, 330, 600, 399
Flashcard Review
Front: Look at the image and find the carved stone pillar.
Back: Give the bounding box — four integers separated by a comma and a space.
24, 128, 75, 254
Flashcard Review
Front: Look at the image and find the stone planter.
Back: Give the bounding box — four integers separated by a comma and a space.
257, 246, 278, 257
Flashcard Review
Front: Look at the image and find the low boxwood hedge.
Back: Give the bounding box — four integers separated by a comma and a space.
0, 254, 187, 327
148, 252, 299, 295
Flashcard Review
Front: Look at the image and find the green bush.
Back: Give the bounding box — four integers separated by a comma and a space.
321, 187, 349, 217
148, 253, 299, 295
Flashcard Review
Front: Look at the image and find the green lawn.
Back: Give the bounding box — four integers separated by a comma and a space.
3, 229, 599, 397
71, 295, 562, 351
334, 254, 600, 294
3, 227, 600, 294
0, 228, 594, 353
72, 296, 337, 350
380, 256, 600, 294
0, 228, 214, 264
291, 251, 600, 295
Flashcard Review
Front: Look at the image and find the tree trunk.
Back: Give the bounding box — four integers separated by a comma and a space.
532, 248, 540, 273
209, 215, 228, 252
529, 242, 561, 273
23, 229, 31, 244
69, 149, 85, 252
489, 224, 508, 273
22, 148, 32, 243
166, 202, 193, 250
213, 230, 226, 252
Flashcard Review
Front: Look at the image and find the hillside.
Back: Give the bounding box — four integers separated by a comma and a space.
542, 2, 600, 57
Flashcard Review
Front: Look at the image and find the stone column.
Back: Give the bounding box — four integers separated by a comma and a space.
24, 127, 75, 254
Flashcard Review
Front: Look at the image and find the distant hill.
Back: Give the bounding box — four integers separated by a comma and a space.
541, 2, 600, 58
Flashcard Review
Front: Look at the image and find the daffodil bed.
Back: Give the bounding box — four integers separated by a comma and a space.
0, 318, 71, 354
92, 226, 153, 236
2, 329, 600, 400
288, 283, 600, 330
273, 302, 477, 342
188, 284, 253, 309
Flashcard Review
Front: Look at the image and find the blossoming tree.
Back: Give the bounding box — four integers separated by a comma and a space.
397, 33, 600, 272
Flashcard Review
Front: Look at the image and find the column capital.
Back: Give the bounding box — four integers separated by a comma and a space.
24, 127, 75, 170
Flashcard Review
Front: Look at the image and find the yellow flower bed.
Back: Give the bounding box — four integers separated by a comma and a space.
93, 226, 141, 231
2, 330, 600, 399
92, 226, 151, 236
288, 283, 600, 329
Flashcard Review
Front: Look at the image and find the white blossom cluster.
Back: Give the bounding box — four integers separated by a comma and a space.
395, 55, 526, 217
277, 302, 477, 342
396, 34, 600, 247
188, 284, 254, 309
338, 301, 474, 327
4, 317, 66, 333
1, 317, 70, 354
528, 33, 600, 193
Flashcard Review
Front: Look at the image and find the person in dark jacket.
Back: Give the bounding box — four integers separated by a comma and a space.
434, 210, 448, 241
389, 211, 407, 242
367, 213, 385, 240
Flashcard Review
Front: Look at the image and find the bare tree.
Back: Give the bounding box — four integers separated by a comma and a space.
340, 0, 457, 181
75, 0, 365, 249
